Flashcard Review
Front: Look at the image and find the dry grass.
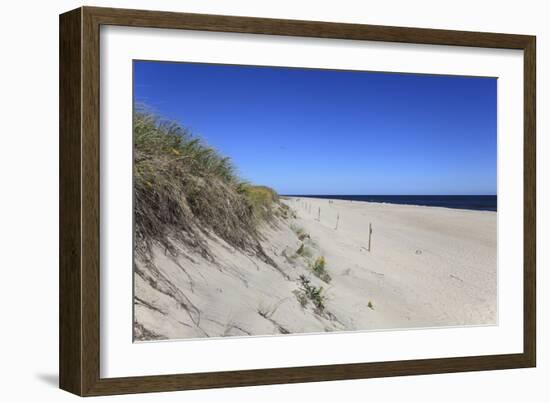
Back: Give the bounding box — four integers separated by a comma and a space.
134, 109, 279, 265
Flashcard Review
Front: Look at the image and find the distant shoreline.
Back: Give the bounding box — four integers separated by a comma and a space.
281, 195, 497, 212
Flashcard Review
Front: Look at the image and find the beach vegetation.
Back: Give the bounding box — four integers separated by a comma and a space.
310, 256, 331, 283
237, 183, 279, 221
134, 108, 279, 264
295, 275, 326, 312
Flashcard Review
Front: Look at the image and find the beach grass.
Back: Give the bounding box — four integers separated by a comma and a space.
133, 108, 279, 263
310, 256, 331, 283
295, 275, 326, 312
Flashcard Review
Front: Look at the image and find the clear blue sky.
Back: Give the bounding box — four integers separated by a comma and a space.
134, 61, 497, 195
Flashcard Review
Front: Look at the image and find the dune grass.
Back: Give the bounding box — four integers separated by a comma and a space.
134, 109, 280, 264
310, 256, 331, 283
295, 275, 326, 312
238, 184, 279, 222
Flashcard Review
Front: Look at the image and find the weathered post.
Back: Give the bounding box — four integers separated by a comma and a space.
368, 222, 373, 252
318, 207, 321, 221
335, 212, 340, 230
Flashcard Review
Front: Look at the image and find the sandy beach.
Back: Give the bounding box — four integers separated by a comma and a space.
134, 197, 497, 340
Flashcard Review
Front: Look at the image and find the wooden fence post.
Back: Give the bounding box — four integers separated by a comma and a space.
368, 222, 373, 252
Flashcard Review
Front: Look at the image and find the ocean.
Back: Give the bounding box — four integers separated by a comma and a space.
285, 195, 497, 212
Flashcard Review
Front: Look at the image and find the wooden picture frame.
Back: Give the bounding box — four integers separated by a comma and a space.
59, 6, 536, 396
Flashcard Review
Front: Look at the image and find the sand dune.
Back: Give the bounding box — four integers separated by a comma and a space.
134, 197, 497, 341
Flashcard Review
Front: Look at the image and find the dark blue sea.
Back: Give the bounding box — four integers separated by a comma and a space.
285, 195, 497, 212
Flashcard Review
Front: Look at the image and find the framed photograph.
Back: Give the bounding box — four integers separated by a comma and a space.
59, 6, 536, 396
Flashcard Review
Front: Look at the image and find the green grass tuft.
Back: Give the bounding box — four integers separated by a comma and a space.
310, 256, 331, 283
295, 275, 326, 312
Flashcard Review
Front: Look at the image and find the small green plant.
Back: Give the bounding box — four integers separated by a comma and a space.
295, 275, 326, 312
312, 256, 325, 271
368, 301, 374, 310
310, 256, 331, 283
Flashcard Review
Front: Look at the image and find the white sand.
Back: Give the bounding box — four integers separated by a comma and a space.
134, 197, 497, 340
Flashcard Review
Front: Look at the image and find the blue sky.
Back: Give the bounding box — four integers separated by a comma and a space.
134, 61, 497, 195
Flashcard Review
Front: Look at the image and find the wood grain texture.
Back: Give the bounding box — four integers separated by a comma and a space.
59, 6, 537, 396
59, 7, 82, 396
523, 38, 536, 367
81, 6, 102, 396
84, 6, 532, 49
